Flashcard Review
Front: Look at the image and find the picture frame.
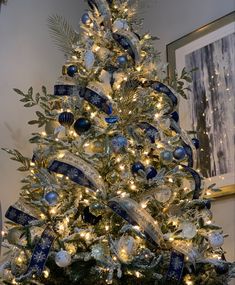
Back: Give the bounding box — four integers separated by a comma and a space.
167, 12, 235, 198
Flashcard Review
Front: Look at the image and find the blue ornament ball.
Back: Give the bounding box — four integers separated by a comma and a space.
74, 118, 91, 134
67, 65, 78, 77
111, 135, 128, 153
171, 111, 179, 123
44, 191, 59, 206
117, 55, 127, 66
131, 161, 145, 174
58, 112, 74, 127
192, 138, 200, 149
173, 146, 186, 160
160, 150, 173, 164
146, 166, 157, 180
81, 13, 91, 25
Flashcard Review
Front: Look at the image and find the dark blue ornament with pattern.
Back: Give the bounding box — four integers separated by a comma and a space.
81, 13, 91, 25
58, 112, 74, 127
44, 191, 59, 206
146, 166, 157, 180
74, 118, 91, 134
192, 138, 200, 149
173, 146, 186, 160
131, 161, 145, 174
67, 65, 78, 77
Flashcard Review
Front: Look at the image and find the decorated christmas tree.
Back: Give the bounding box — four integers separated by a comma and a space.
0, 0, 234, 284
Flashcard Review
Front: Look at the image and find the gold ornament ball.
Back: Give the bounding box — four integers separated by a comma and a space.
45, 120, 60, 135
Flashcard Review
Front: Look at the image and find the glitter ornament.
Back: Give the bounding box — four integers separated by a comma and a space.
112, 19, 129, 32
180, 222, 197, 239
44, 191, 59, 206
173, 146, 186, 160
74, 118, 91, 134
55, 250, 72, 267
58, 112, 74, 127
84, 50, 95, 70
160, 150, 173, 164
111, 135, 128, 153
208, 232, 224, 248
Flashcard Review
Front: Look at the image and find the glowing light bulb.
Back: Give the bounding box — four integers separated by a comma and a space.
43, 269, 50, 278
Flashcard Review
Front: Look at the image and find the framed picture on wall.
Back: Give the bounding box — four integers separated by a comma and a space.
167, 12, 235, 198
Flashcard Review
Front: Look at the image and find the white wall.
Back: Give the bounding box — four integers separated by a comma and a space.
0, 0, 86, 216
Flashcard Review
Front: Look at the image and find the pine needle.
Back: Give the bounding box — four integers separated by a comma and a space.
47, 14, 79, 55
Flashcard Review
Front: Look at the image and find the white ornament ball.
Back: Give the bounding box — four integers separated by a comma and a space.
55, 250, 72, 267
112, 19, 129, 32
208, 232, 224, 248
181, 222, 197, 239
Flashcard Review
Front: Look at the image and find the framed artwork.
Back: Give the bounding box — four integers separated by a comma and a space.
167, 12, 235, 198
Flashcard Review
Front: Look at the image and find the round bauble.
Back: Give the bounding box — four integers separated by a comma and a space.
67, 65, 78, 77
180, 222, 197, 239
160, 150, 173, 164
58, 112, 74, 127
208, 232, 224, 248
117, 55, 128, 66
44, 191, 59, 206
215, 262, 229, 275
74, 118, 91, 134
117, 235, 136, 264
55, 250, 72, 268
112, 18, 129, 32
111, 135, 128, 153
173, 146, 186, 160
7, 228, 23, 244
131, 161, 145, 174
192, 138, 200, 149
153, 186, 172, 203
146, 166, 157, 180
81, 13, 91, 25
170, 111, 179, 123
45, 120, 61, 135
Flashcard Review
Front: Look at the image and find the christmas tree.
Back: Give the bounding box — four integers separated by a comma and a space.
0, 0, 234, 284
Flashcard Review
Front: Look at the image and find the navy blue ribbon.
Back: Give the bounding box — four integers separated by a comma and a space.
151, 81, 178, 107
181, 165, 202, 199
166, 251, 184, 283
5, 206, 37, 226
113, 33, 135, 60
182, 143, 193, 167
108, 200, 157, 246
25, 228, 55, 276
54, 84, 79, 96
82, 87, 112, 115
5, 206, 55, 278
138, 122, 159, 143
48, 160, 95, 190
